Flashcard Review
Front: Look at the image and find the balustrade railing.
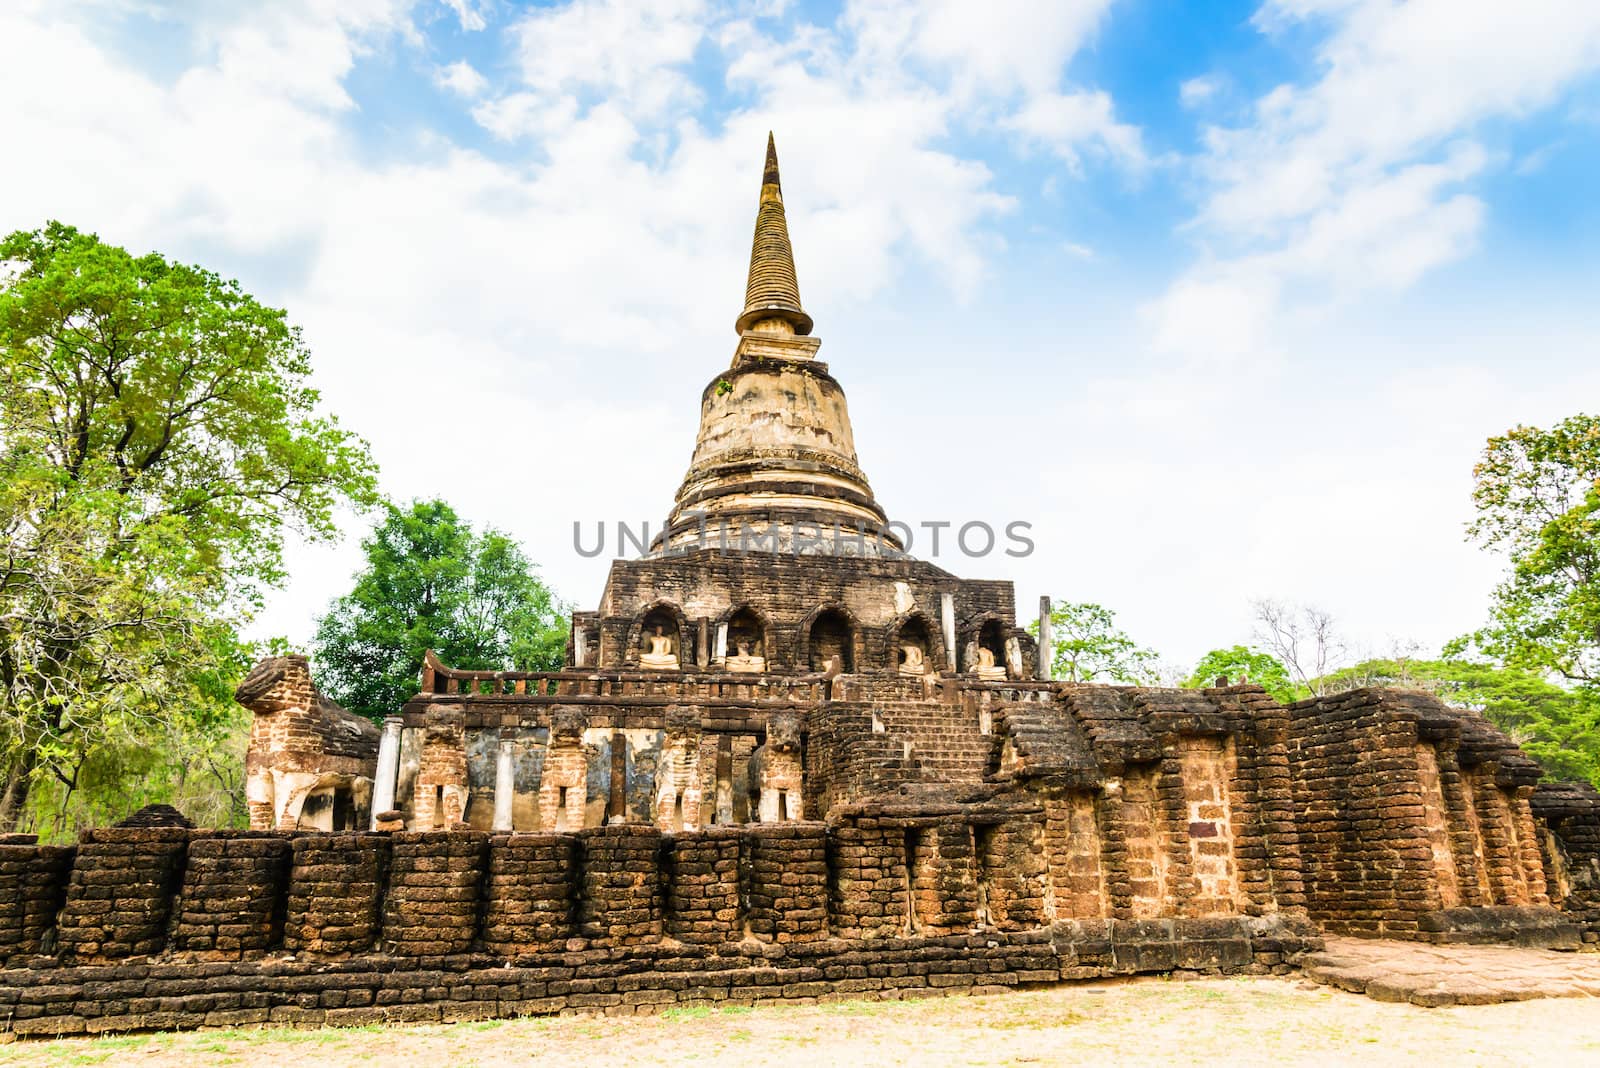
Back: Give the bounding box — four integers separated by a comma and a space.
419, 653, 826, 703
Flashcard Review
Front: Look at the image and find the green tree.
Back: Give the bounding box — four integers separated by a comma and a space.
1316, 657, 1600, 787
1460, 414, 1600, 686
0, 222, 378, 831
1184, 645, 1298, 703
22, 628, 275, 839
1029, 600, 1160, 684
313, 500, 569, 718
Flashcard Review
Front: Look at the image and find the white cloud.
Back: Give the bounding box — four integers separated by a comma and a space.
1002, 89, 1145, 171
1149, 0, 1600, 363
434, 59, 486, 97
838, 0, 1140, 169
1179, 75, 1221, 108
852, 0, 1114, 98
438, 0, 487, 32
504, 0, 707, 122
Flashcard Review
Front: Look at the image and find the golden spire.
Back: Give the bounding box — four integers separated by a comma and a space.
735, 133, 814, 336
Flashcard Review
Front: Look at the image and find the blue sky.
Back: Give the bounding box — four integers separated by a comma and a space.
4, 0, 1600, 675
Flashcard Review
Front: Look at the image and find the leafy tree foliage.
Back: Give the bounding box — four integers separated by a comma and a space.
0, 222, 377, 832
23, 630, 275, 840
1029, 600, 1160, 684
1461, 414, 1600, 686
313, 500, 570, 719
1317, 658, 1600, 787
1184, 645, 1298, 703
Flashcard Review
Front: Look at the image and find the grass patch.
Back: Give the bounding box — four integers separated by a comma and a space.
660, 1007, 713, 1021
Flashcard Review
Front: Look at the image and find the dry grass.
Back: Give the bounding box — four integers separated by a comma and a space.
4, 975, 1598, 1067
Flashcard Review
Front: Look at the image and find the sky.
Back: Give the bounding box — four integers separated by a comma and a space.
3, 0, 1599, 675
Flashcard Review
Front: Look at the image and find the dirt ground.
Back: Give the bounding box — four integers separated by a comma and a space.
4, 975, 1598, 1067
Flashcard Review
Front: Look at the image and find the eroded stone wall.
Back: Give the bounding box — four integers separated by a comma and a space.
1289, 689, 1559, 939
1042, 793, 1106, 920
0, 914, 1319, 1038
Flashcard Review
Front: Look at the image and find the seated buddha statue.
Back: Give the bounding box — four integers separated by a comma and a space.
898, 644, 926, 676
727, 639, 766, 673
640, 625, 680, 670
973, 646, 1007, 681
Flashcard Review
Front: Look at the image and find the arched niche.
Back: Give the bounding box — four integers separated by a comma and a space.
727, 606, 766, 660
979, 619, 1007, 664
807, 607, 855, 673
729, 604, 771, 671
635, 603, 687, 670
963, 616, 1010, 677
895, 614, 934, 675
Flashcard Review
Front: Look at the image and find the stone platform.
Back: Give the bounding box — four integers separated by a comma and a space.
1301, 935, 1600, 1006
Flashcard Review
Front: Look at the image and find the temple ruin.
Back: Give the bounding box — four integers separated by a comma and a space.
4, 134, 1600, 1037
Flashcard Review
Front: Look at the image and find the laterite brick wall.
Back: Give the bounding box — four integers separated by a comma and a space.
0, 836, 73, 960
171, 831, 291, 957
54, 828, 190, 962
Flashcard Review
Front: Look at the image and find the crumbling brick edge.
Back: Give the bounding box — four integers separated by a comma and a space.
0, 915, 1318, 1039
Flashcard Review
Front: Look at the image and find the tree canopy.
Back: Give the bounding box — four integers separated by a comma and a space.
0, 222, 377, 832
1460, 414, 1600, 686
1030, 600, 1160, 684
312, 500, 569, 719
1184, 645, 1297, 703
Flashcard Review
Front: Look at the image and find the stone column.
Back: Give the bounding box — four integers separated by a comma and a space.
493, 738, 516, 832
369, 716, 403, 828
940, 593, 957, 672
713, 621, 729, 666
574, 628, 589, 669
1038, 596, 1053, 681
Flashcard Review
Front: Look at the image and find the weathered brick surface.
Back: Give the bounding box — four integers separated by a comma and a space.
171, 832, 291, 958
283, 833, 389, 955
0, 913, 1320, 1038
54, 828, 190, 962
745, 822, 829, 943
1531, 780, 1600, 939
1289, 689, 1554, 940
578, 826, 663, 945
663, 829, 741, 944
481, 833, 576, 955
383, 831, 487, 956
0, 840, 74, 963
975, 816, 1049, 931
1042, 793, 1105, 919
828, 819, 909, 939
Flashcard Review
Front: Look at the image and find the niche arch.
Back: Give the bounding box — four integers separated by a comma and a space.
629, 601, 690, 670
724, 605, 768, 665
962, 613, 1012, 675
885, 611, 943, 674
799, 603, 857, 673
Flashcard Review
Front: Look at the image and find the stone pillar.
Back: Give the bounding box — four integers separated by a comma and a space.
493, 738, 516, 832
940, 593, 957, 672
369, 716, 403, 828
574, 628, 589, 669
696, 618, 709, 668
714, 621, 729, 666
1038, 596, 1053, 681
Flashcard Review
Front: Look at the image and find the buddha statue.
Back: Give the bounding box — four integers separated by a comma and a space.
898, 644, 926, 676
727, 639, 766, 674
974, 645, 1007, 681
640, 624, 680, 670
